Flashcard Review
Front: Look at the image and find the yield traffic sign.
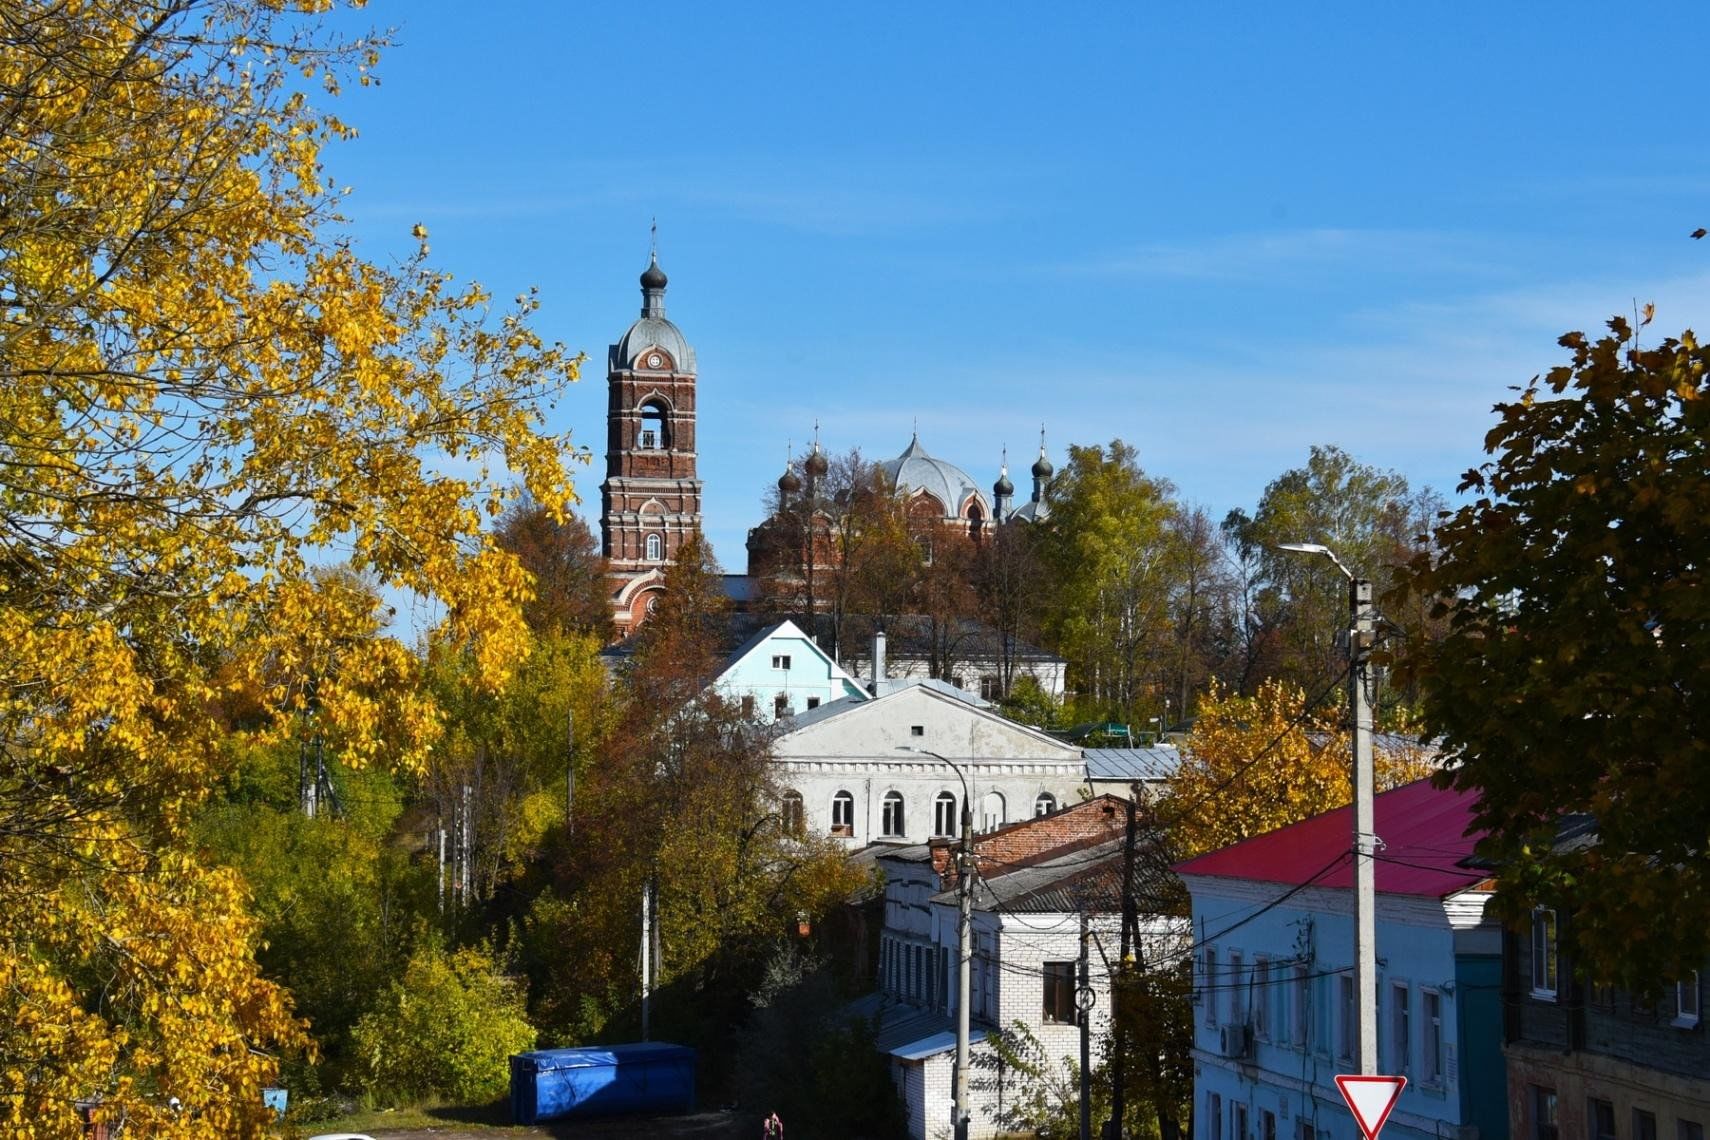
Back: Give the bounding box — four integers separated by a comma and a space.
1334, 1075, 1407, 1140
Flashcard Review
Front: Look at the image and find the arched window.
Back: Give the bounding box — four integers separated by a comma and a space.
638, 400, 669, 449
881, 791, 905, 837
781, 790, 804, 837
831, 790, 855, 836
645, 533, 663, 561
981, 791, 1006, 832
1034, 791, 1058, 818
967, 502, 984, 541
933, 791, 958, 838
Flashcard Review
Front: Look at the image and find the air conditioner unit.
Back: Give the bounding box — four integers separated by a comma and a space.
1217, 1023, 1254, 1059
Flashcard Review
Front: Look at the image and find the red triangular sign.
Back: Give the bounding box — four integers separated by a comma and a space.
1335, 1075, 1407, 1140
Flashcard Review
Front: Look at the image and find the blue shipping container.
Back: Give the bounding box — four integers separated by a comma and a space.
509, 1042, 696, 1124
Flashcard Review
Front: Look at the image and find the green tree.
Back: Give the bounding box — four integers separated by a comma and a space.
1037, 440, 1182, 724
1223, 445, 1441, 701
1396, 317, 1710, 991
352, 944, 536, 1106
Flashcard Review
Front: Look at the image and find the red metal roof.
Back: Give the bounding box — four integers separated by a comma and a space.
1172, 779, 1487, 898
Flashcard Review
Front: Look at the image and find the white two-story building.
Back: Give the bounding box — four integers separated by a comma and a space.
1175, 779, 1508, 1140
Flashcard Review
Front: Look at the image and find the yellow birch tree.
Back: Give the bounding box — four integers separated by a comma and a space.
0, 2, 580, 1134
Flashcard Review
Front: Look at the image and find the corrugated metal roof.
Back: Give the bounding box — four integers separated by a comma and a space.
1084, 746, 1182, 781
840, 992, 988, 1057
1173, 778, 1487, 899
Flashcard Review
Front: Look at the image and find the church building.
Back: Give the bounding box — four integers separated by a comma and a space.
599, 252, 702, 637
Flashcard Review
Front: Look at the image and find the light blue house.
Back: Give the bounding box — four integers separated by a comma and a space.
1175, 780, 1507, 1140
710, 618, 869, 723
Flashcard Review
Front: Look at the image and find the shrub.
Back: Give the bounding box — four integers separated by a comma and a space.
352, 944, 536, 1105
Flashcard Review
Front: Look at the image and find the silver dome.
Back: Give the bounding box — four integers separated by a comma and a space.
610, 316, 696, 374
879, 435, 988, 517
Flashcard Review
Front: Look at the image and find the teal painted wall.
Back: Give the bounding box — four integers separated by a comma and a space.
1456, 953, 1508, 1139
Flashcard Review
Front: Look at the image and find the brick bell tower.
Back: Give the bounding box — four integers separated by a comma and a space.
600, 246, 703, 637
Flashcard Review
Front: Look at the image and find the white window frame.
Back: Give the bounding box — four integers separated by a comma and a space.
880, 791, 905, 838
1675, 970, 1701, 1028
1292, 964, 1311, 1050
1252, 957, 1271, 1040
1389, 979, 1411, 1076
1034, 791, 1057, 817
1420, 986, 1445, 1087
645, 532, 663, 561
1202, 947, 1218, 1028
1337, 974, 1356, 1063
1530, 907, 1559, 999
933, 791, 958, 837
1227, 950, 1245, 1026
830, 790, 854, 834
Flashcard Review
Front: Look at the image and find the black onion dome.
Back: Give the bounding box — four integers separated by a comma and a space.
804, 447, 829, 478
640, 258, 668, 290
994, 470, 1015, 497
1031, 451, 1054, 479
778, 468, 802, 494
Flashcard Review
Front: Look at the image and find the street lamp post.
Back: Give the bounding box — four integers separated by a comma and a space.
901, 746, 975, 1140
1278, 542, 1378, 1076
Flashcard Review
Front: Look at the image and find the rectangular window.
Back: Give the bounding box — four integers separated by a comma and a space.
1421, 988, 1444, 1085
1531, 1085, 1559, 1140
1675, 971, 1701, 1027
805, 696, 820, 710
1043, 961, 1077, 1024
1253, 958, 1271, 1039
1635, 1109, 1658, 1140
940, 946, 950, 1014
1202, 948, 1218, 1027
1680, 1121, 1705, 1140
1295, 1123, 1313, 1140
1531, 908, 1559, 999
910, 724, 925, 737
740, 694, 755, 717
980, 675, 1002, 701
1262, 1110, 1276, 1140
1207, 1092, 1222, 1140
1589, 1098, 1616, 1140
774, 694, 790, 718
1233, 1104, 1249, 1140
1313, 975, 1332, 1058
1338, 975, 1356, 1062
1292, 964, 1310, 1050
1390, 982, 1411, 1075
771, 654, 791, 669
1227, 951, 1244, 1026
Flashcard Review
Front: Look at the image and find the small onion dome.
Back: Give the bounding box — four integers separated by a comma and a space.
640, 257, 668, 290
994, 469, 1015, 497
778, 468, 802, 494
804, 446, 829, 478
1031, 451, 1054, 479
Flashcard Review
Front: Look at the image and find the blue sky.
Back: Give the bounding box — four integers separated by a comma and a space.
323, 3, 1710, 570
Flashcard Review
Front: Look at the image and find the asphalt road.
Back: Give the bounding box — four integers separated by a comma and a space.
358, 1109, 748, 1139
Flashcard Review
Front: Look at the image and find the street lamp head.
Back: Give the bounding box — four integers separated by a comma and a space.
1278, 540, 1354, 580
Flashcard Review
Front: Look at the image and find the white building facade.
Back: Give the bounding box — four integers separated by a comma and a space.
770, 681, 1087, 846
1176, 781, 1507, 1140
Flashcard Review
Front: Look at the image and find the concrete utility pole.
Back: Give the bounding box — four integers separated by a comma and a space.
640, 876, 653, 1041
1349, 575, 1377, 1076
899, 746, 973, 1140
1105, 790, 1139, 1140
1279, 543, 1378, 1076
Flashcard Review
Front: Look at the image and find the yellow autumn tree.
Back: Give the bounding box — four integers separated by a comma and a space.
0, 2, 579, 1134
1160, 680, 1435, 858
